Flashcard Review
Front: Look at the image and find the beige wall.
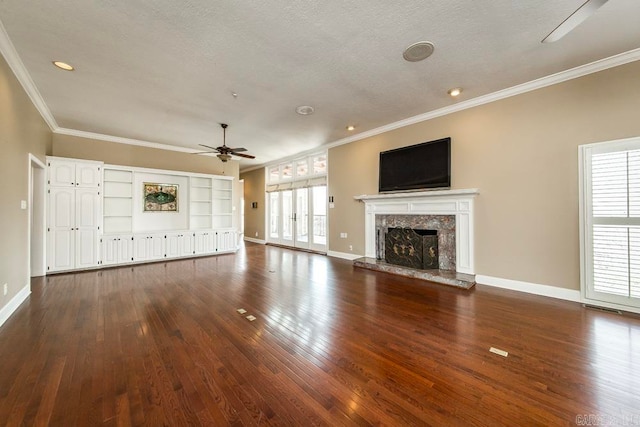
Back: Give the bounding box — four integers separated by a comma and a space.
328, 61, 640, 290
240, 168, 266, 240
0, 54, 52, 313
52, 133, 239, 178
53, 133, 242, 230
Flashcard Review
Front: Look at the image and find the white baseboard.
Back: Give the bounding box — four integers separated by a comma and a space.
243, 237, 266, 244
475, 275, 581, 302
327, 251, 362, 261
0, 284, 31, 329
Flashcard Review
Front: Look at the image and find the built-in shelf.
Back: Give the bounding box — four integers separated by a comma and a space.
103, 168, 133, 234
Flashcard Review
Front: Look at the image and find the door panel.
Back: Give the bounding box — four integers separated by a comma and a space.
294, 188, 309, 248
281, 190, 293, 245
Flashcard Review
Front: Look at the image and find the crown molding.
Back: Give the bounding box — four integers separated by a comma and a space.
0, 19, 58, 130
54, 127, 205, 154
320, 47, 640, 153
2, 13, 639, 170
241, 48, 640, 173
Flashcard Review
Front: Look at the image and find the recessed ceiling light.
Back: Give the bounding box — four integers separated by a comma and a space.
448, 87, 462, 97
402, 41, 435, 62
52, 61, 74, 71
296, 105, 314, 115
346, 125, 355, 131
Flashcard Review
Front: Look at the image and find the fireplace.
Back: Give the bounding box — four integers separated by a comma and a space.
385, 228, 439, 269
353, 189, 478, 289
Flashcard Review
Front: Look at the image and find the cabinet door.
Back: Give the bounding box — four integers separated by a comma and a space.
180, 233, 195, 256
75, 163, 101, 188
165, 233, 180, 258
216, 231, 235, 252
148, 235, 165, 260
133, 235, 150, 261
75, 189, 100, 269
101, 237, 119, 266
48, 188, 76, 271
118, 236, 134, 264
194, 231, 214, 254
48, 160, 77, 187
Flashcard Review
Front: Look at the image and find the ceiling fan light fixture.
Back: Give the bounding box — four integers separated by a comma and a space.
296, 105, 314, 115
542, 0, 609, 43
217, 153, 232, 162
402, 41, 435, 62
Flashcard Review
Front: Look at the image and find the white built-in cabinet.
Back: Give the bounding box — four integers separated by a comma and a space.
47, 157, 102, 273
47, 157, 238, 273
101, 235, 134, 266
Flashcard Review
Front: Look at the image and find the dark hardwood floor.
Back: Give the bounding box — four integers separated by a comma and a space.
1, 243, 639, 426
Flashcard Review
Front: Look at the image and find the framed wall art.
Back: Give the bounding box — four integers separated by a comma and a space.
143, 183, 178, 212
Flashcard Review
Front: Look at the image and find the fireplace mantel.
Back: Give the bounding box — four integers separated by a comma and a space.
354, 189, 479, 275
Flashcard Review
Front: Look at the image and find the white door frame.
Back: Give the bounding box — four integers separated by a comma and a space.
28, 154, 46, 278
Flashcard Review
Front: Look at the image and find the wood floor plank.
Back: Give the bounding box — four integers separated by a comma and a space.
1, 243, 640, 425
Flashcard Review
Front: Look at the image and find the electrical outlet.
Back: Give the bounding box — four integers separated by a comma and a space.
340, 232, 347, 239
349, 245, 353, 251
255, 231, 258, 237
3, 283, 7, 296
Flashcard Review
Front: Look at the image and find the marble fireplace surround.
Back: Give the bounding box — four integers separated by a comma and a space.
353, 189, 478, 288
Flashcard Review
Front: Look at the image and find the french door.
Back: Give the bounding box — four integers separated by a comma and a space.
268, 186, 326, 252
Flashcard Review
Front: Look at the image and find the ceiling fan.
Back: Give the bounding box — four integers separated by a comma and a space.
194, 123, 255, 162
542, 0, 609, 43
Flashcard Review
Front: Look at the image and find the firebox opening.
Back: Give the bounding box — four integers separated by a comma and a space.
384, 228, 439, 270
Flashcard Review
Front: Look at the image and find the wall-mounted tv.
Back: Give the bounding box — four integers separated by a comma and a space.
379, 137, 451, 193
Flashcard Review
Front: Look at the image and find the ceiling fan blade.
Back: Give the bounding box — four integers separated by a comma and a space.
229, 147, 248, 152
192, 150, 217, 155
199, 144, 218, 151
542, 0, 609, 43
231, 152, 256, 159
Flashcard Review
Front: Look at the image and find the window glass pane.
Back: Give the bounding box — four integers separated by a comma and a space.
282, 163, 293, 180
312, 186, 327, 245
296, 159, 308, 177
313, 155, 327, 175
269, 192, 279, 238
269, 167, 279, 183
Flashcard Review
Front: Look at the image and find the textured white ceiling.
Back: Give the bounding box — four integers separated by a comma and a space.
1, 1, 640, 169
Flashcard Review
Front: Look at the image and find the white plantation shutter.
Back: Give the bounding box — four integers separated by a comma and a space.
583, 140, 640, 309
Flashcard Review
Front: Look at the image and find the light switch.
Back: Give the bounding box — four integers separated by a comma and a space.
20, 200, 27, 210
329, 203, 335, 209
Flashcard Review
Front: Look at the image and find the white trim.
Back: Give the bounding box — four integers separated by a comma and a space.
476, 275, 581, 302
0, 20, 57, 130
354, 188, 479, 201
54, 128, 203, 155
241, 49, 640, 173
2, 10, 639, 173
243, 237, 266, 244
0, 284, 30, 329
356, 189, 478, 275
28, 154, 46, 278
476, 274, 640, 314
328, 251, 362, 261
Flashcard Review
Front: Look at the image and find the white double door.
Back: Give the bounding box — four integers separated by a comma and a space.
269, 186, 326, 252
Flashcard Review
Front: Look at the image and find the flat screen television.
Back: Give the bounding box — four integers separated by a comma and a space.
378, 137, 451, 192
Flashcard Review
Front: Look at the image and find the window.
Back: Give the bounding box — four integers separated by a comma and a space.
580, 137, 640, 310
